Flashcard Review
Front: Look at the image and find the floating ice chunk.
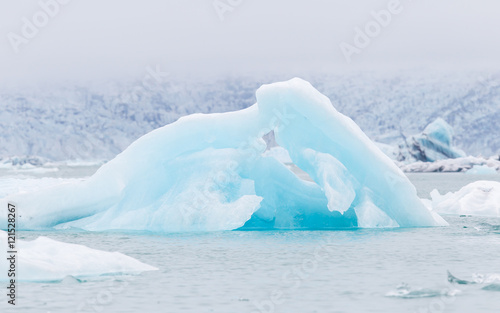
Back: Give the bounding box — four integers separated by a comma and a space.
0, 230, 157, 282
431, 181, 500, 217
448, 271, 500, 292
400, 118, 466, 163
448, 271, 500, 285
0, 78, 446, 231
466, 164, 498, 175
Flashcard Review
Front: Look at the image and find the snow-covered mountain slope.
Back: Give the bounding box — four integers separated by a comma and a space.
0, 71, 498, 160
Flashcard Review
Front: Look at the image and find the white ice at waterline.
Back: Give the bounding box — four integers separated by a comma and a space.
431, 181, 500, 217
0, 230, 157, 282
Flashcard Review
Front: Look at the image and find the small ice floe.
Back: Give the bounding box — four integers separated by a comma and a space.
430, 181, 500, 217
0, 230, 158, 282
385, 283, 460, 299
60, 275, 83, 284
448, 271, 500, 292
471, 273, 500, 284
466, 164, 498, 175
447, 271, 476, 285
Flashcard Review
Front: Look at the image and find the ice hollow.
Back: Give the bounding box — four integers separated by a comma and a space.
0, 78, 447, 231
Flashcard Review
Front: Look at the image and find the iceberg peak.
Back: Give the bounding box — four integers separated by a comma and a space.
422, 118, 454, 146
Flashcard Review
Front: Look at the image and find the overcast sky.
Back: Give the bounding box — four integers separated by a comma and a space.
1, 0, 500, 85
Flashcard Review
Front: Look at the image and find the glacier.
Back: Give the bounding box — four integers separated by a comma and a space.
0, 78, 447, 231
431, 181, 500, 217
0, 230, 157, 282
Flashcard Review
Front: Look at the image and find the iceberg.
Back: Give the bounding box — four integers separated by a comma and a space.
431, 181, 500, 217
0, 78, 446, 231
466, 164, 498, 175
398, 118, 466, 163
0, 230, 157, 282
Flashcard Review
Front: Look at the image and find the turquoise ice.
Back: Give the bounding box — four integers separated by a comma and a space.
0, 78, 447, 231
406, 118, 466, 162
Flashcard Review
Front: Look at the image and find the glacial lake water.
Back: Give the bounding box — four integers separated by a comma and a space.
1, 172, 500, 313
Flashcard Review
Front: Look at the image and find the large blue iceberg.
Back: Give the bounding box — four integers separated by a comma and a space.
0, 78, 446, 231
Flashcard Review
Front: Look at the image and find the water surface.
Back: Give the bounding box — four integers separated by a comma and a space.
1, 173, 499, 312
